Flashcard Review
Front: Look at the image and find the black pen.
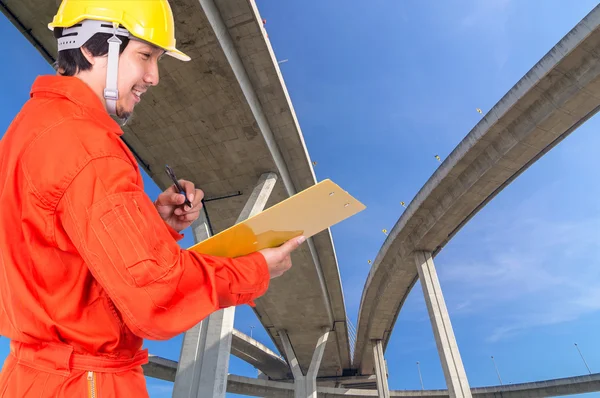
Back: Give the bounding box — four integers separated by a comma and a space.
165, 165, 192, 208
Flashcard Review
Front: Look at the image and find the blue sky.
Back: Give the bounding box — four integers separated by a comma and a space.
1, 0, 600, 397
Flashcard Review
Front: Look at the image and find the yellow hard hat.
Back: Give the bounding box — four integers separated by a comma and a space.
48, 0, 190, 61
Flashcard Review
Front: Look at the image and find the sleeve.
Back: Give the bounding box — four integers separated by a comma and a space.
163, 218, 185, 241
55, 156, 270, 340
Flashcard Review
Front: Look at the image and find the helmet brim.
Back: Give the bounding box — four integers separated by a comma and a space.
166, 47, 191, 62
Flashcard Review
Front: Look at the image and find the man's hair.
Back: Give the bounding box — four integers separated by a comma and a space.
53, 28, 130, 76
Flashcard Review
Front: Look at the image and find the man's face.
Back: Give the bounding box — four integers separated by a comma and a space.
115, 39, 164, 120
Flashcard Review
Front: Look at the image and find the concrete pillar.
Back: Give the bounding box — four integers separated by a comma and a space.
173, 173, 278, 398
191, 209, 211, 243
279, 327, 330, 398
171, 212, 212, 398
306, 328, 330, 396
414, 251, 472, 398
279, 330, 307, 397
372, 339, 390, 398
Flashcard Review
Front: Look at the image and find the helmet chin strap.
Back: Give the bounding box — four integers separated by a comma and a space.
104, 23, 123, 122
56, 20, 131, 124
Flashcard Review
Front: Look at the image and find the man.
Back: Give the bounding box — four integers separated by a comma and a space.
0, 1, 303, 396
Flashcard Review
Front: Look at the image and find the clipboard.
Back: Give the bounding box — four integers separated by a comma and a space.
188, 179, 366, 257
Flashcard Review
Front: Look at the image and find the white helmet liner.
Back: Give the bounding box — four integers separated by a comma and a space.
57, 19, 130, 51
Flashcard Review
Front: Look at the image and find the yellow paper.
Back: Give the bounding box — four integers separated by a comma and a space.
188, 179, 365, 257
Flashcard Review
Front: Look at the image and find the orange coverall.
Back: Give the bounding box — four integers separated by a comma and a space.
0, 75, 270, 397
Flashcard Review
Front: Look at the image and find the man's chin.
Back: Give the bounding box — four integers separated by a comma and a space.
116, 106, 133, 124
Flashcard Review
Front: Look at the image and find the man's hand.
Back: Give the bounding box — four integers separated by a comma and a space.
259, 236, 306, 279
155, 179, 204, 232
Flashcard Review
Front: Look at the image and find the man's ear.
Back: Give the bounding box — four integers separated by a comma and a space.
80, 46, 95, 65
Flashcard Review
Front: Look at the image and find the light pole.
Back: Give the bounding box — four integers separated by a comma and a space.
574, 343, 592, 374
491, 356, 503, 385
416, 361, 424, 390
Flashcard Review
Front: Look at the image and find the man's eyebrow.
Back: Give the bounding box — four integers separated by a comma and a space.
132, 38, 166, 59
133, 38, 162, 53
151, 45, 166, 58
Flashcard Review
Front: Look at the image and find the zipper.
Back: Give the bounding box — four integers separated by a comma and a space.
87, 371, 97, 398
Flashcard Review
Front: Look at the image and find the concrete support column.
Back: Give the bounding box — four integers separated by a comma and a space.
191, 209, 211, 243
414, 251, 472, 398
279, 327, 330, 398
372, 339, 390, 398
173, 173, 278, 398
170, 212, 213, 398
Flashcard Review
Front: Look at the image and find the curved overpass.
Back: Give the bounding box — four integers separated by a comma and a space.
354, 4, 600, 374
226, 372, 600, 397
144, 363, 600, 398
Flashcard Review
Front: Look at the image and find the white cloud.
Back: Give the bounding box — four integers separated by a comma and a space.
437, 183, 600, 343
485, 285, 600, 342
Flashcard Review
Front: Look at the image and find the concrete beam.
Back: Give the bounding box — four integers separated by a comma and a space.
144, 355, 177, 382
227, 374, 294, 397
415, 251, 471, 398
372, 340, 390, 398
197, 0, 336, 336
173, 172, 278, 397
144, 328, 288, 382
231, 328, 290, 380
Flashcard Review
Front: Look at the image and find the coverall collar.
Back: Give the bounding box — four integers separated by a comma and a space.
30, 75, 123, 135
